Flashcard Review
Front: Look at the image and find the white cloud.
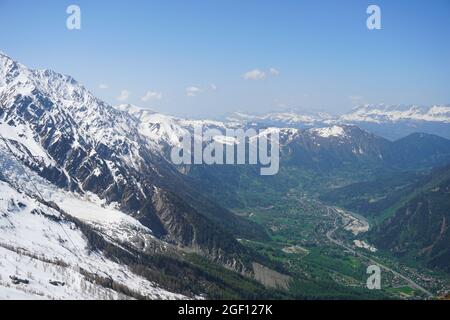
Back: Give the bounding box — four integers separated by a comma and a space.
243, 69, 266, 80
99, 84, 109, 89
269, 68, 280, 76
117, 90, 131, 102
186, 86, 202, 97
243, 68, 280, 80
210, 83, 217, 91
141, 91, 163, 102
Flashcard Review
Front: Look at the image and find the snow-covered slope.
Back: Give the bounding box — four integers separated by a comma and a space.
309, 125, 347, 138
0, 179, 185, 300
0, 136, 187, 299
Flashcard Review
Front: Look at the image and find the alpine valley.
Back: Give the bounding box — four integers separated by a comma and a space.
1, 51, 450, 300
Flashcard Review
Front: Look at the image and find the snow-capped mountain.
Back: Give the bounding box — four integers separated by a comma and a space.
339, 105, 450, 140
226, 110, 333, 128
341, 104, 450, 124
0, 52, 257, 280
277, 125, 389, 170
222, 105, 450, 140
115, 104, 231, 151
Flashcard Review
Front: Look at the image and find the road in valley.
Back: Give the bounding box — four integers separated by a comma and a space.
325, 207, 434, 298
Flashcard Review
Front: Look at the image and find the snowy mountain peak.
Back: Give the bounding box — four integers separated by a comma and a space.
0, 52, 143, 152
341, 104, 450, 123
309, 125, 348, 138
115, 104, 156, 116
0, 52, 24, 89
226, 110, 333, 126
0, 51, 17, 66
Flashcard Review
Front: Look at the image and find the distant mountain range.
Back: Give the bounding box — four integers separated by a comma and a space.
225, 104, 450, 140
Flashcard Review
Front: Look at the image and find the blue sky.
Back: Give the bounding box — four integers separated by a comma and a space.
1, 0, 449, 118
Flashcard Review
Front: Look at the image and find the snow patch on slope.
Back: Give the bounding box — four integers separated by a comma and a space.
310, 126, 347, 138
0, 144, 155, 255
0, 121, 55, 166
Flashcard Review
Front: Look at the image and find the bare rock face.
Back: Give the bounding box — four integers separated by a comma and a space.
252, 262, 291, 290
